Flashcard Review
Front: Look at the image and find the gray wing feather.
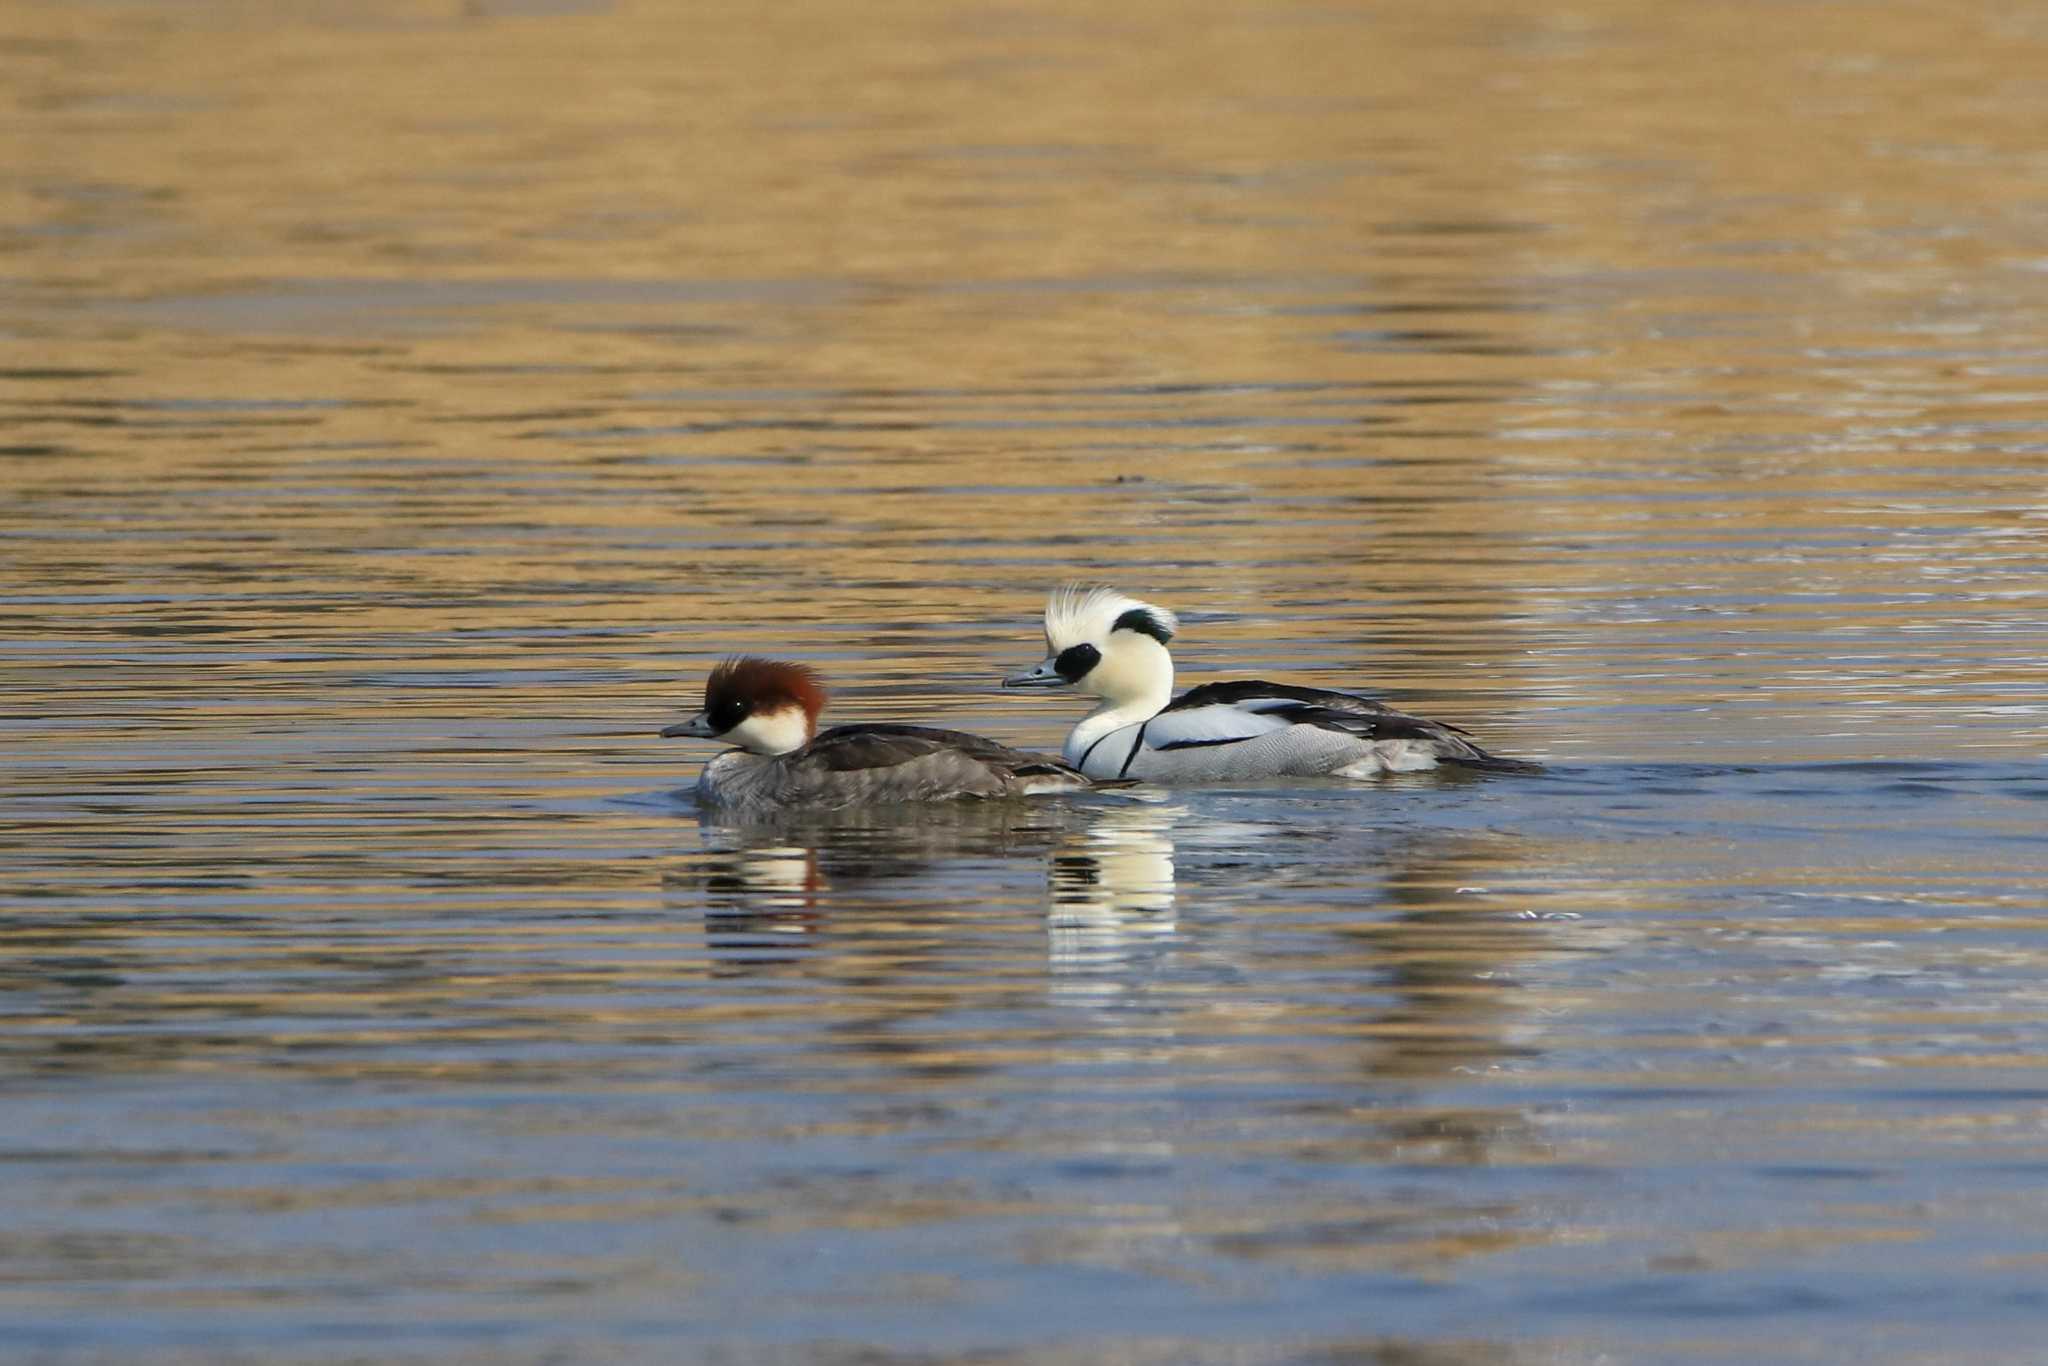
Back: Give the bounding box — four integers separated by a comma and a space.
798, 725, 1098, 795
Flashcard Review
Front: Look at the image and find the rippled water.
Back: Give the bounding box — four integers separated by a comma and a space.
8, 1, 2048, 1361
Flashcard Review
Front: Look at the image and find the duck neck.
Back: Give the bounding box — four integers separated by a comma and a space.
1064, 641, 1174, 763
698, 748, 779, 809
730, 705, 815, 756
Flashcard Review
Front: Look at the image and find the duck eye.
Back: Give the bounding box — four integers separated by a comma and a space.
708, 698, 751, 731
1054, 643, 1101, 681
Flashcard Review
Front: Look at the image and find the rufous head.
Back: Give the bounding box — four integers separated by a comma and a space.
660, 656, 827, 755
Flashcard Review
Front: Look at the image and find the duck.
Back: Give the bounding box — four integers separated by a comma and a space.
662, 656, 1103, 813
1001, 585, 1534, 782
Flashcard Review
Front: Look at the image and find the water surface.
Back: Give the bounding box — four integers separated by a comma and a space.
7, 1, 2048, 1361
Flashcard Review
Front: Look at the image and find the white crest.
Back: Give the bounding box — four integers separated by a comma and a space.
1043, 584, 1179, 650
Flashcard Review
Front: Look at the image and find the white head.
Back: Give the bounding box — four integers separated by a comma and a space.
1002, 584, 1178, 710
660, 657, 826, 756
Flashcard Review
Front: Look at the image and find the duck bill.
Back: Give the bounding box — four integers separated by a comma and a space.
660, 712, 719, 738
1002, 658, 1071, 689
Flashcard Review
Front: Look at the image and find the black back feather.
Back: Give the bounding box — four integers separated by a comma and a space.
1160, 679, 1537, 772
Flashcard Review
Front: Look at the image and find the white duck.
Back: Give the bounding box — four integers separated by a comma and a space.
1002, 586, 1532, 782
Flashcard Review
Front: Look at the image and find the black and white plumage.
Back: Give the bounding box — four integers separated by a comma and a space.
1003, 586, 1534, 783
1094, 678, 1524, 780
662, 656, 1102, 813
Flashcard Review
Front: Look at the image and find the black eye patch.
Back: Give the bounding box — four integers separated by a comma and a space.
1112, 607, 1173, 644
707, 697, 752, 731
1053, 643, 1101, 681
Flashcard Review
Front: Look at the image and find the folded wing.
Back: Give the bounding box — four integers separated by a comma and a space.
801, 724, 1098, 794
1155, 680, 1531, 770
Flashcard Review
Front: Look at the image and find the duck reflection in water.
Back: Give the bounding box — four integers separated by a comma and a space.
667, 800, 1579, 1171
1047, 799, 1182, 986
673, 800, 1087, 973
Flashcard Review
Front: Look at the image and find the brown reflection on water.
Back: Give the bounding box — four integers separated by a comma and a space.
681, 804, 1555, 1119
649, 806, 1565, 1282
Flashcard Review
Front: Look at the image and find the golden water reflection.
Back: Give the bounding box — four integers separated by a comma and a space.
680, 798, 1558, 1141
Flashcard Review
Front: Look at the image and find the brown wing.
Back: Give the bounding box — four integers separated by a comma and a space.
803, 725, 1086, 781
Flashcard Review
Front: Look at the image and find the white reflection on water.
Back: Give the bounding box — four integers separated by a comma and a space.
1048, 798, 1181, 970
